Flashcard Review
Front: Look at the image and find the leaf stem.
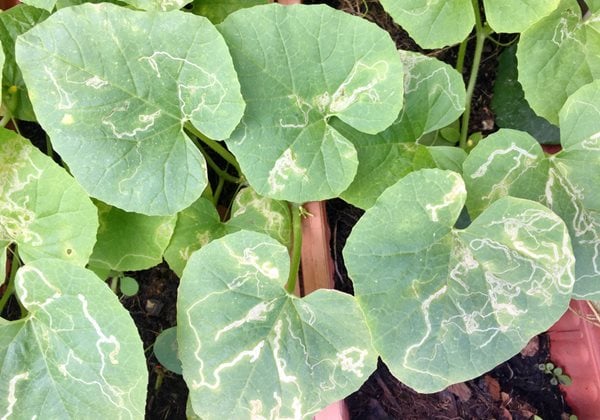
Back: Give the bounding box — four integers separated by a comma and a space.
0, 112, 12, 129
460, 0, 491, 149
0, 247, 21, 315
213, 174, 225, 206
189, 135, 242, 184
45, 135, 54, 159
184, 122, 241, 174
456, 37, 468, 74
285, 203, 303, 294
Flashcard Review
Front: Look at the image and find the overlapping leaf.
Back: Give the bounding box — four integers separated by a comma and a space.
491, 45, 560, 144
178, 231, 377, 418
379, 0, 474, 48
0, 128, 97, 266
16, 3, 245, 215
119, 0, 192, 12
335, 51, 466, 209
190, 0, 268, 23
218, 4, 403, 202
517, 0, 600, 124
164, 187, 291, 276
89, 202, 176, 272
0, 259, 147, 418
19, 0, 56, 12
344, 169, 574, 392
0, 4, 48, 122
483, 0, 560, 33
463, 81, 600, 298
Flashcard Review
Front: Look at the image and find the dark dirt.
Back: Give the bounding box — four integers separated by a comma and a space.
120, 265, 188, 420
327, 199, 574, 420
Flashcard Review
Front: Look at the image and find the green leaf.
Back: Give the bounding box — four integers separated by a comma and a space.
428, 146, 467, 174
343, 169, 574, 393
19, 0, 56, 12
464, 81, 600, 298
89, 201, 176, 272
336, 51, 465, 209
0, 128, 98, 265
0, 5, 49, 122
379, 0, 474, 48
517, 0, 600, 124
178, 231, 377, 418
121, 0, 191, 11
119, 275, 139, 296
189, 0, 268, 23
483, 0, 561, 33
154, 326, 182, 374
218, 4, 403, 202
164, 188, 291, 277
0, 259, 147, 417
492, 45, 560, 144
16, 3, 245, 215
463, 130, 548, 218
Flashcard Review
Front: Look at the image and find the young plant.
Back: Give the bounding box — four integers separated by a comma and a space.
0, 0, 598, 418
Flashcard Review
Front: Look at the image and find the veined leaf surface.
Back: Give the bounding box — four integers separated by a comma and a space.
517, 0, 600, 124
164, 187, 291, 276
344, 169, 574, 392
463, 81, 600, 298
16, 3, 245, 215
337, 51, 465, 209
483, 0, 560, 33
0, 260, 147, 418
89, 202, 176, 272
379, 0, 474, 48
0, 4, 48, 121
0, 128, 97, 266
218, 4, 403, 202
178, 231, 377, 418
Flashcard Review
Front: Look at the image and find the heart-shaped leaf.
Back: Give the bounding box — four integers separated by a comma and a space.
218, 4, 403, 202
463, 81, 600, 298
16, 3, 245, 215
335, 51, 465, 209
483, 0, 560, 33
0, 128, 97, 266
178, 230, 377, 418
165, 187, 292, 276
0, 259, 147, 417
0, 4, 48, 122
343, 169, 574, 393
379, 0, 475, 48
517, 0, 600, 124
89, 201, 176, 272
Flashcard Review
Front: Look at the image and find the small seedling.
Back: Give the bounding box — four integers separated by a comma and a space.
539, 362, 573, 386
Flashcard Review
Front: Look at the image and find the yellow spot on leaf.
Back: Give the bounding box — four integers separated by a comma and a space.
61, 114, 74, 125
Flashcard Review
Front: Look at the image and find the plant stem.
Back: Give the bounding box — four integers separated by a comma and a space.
459, 0, 491, 149
0, 247, 21, 315
184, 122, 241, 174
285, 203, 303, 294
